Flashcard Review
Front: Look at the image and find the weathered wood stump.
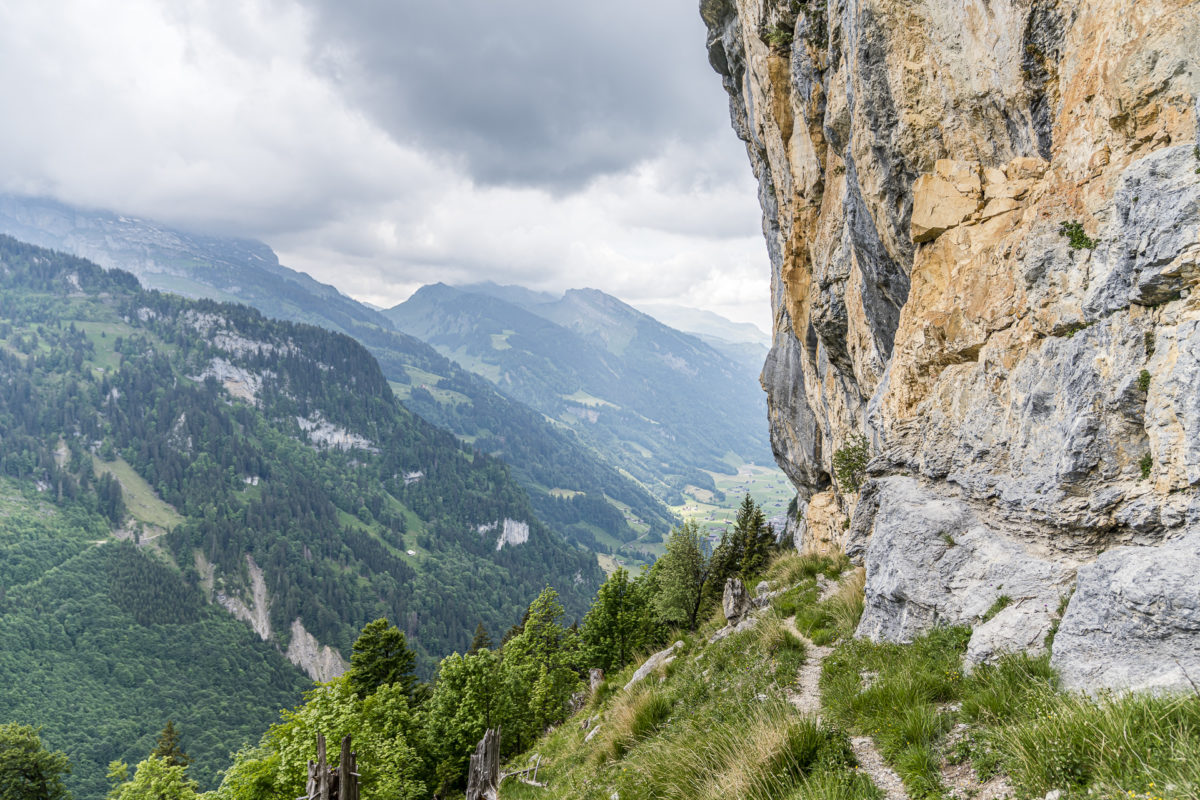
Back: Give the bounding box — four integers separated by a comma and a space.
302, 734, 359, 800
465, 728, 500, 800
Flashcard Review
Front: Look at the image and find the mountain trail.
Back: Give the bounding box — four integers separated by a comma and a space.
784, 616, 908, 800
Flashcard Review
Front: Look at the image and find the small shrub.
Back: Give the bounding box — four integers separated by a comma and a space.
1137, 369, 1152, 393
1058, 220, 1096, 250
1144, 330, 1156, 356
832, 434, 869, 493
1139, 452, 1153, 480
763, 23, 794, 48
941, 533, 956, 547
982, 595, 1012, 623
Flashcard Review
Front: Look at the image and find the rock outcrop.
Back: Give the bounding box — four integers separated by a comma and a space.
1051, 530, 1200, 693
624, 641, 683, 692
703, 0, 1200, 691
722, 577, 753, 623
286, 618, 349, 683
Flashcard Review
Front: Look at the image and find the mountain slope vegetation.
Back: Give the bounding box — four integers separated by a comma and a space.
387, 283, 773, 504
0, 479, 310, 798
0, 195, 676, 548
0, 235, 602, 794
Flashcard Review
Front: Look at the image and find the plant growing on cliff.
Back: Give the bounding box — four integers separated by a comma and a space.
762, 22, 794, 49
832, 434, 870, 494
1058, 220, 1095, 250
790, 0, 828, 44
1139, 452, 1153, 480
1136, 369, 1152, 393
1144, 330, 1156, 357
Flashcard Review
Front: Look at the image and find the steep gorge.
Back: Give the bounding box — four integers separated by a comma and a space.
702, 0, 1200, 692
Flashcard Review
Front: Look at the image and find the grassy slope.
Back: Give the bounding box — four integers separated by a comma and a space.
500, 555, 877, 800
505, 552, 1200, 800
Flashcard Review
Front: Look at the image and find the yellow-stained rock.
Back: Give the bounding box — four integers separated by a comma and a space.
911, 173, 982, 243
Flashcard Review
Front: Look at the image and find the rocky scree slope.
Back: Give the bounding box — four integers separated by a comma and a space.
702, 0, 1200, 692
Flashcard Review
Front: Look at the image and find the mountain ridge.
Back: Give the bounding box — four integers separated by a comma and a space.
387, 281, 774, 506
0, 194, 678, 547
0, 234, 602, 794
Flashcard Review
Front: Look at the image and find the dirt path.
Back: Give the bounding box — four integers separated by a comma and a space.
784, 616, 909, 800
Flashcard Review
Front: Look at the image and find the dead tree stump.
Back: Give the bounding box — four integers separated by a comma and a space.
465, 728, 500, 800
302, 734, 359, 800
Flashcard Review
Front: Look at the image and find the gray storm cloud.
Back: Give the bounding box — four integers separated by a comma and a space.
0, 0, 770, 329
301, 0, 731, 189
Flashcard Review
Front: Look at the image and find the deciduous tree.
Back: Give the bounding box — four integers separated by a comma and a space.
0, 724, 71, 800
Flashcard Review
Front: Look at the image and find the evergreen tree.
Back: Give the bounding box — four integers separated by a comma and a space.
653, 520, 711, 630
734, 494, 773, 578
0, 724, 71, 800
706, 527, 743, 603
150, 721, 190, 770
347, 619, 417, 698
468, 622, 493, 654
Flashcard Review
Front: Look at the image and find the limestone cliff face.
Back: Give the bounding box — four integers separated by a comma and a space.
703, 0, 1200, 691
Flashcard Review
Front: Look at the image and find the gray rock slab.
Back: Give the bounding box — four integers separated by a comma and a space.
855, 477, 1075, 665
1052, 530, 1200, 694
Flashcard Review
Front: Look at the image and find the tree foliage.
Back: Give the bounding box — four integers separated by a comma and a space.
0, 724, 71, 800
107, 757, 197, 800
580, 568, 659, 672
150, 722, 190, 770
653, 521, 712, 630
347, 619, 417, 699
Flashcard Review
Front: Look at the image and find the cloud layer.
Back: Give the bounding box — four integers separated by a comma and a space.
0, 0, 770, 330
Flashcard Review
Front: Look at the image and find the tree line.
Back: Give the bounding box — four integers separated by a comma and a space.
1, 495, 777, 800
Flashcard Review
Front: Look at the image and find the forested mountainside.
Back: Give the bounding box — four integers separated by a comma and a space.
0, 195, 676, 548
0, 235, 601, 793
0, 479, 310, 799
387, 283, 774, 504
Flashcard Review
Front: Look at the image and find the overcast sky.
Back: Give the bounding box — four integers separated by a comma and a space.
0, 0, 770, 330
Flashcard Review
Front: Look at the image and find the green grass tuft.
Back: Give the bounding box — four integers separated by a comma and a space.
1059, 220, 1096, 250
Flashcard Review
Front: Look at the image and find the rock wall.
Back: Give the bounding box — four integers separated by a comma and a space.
703, 0, 1200, 691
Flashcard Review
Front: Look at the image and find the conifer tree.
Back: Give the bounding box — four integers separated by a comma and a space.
348, 618, 417, 698
150, 720, 190, 769
468, 622, 493, 654
734, 494, 773, 578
